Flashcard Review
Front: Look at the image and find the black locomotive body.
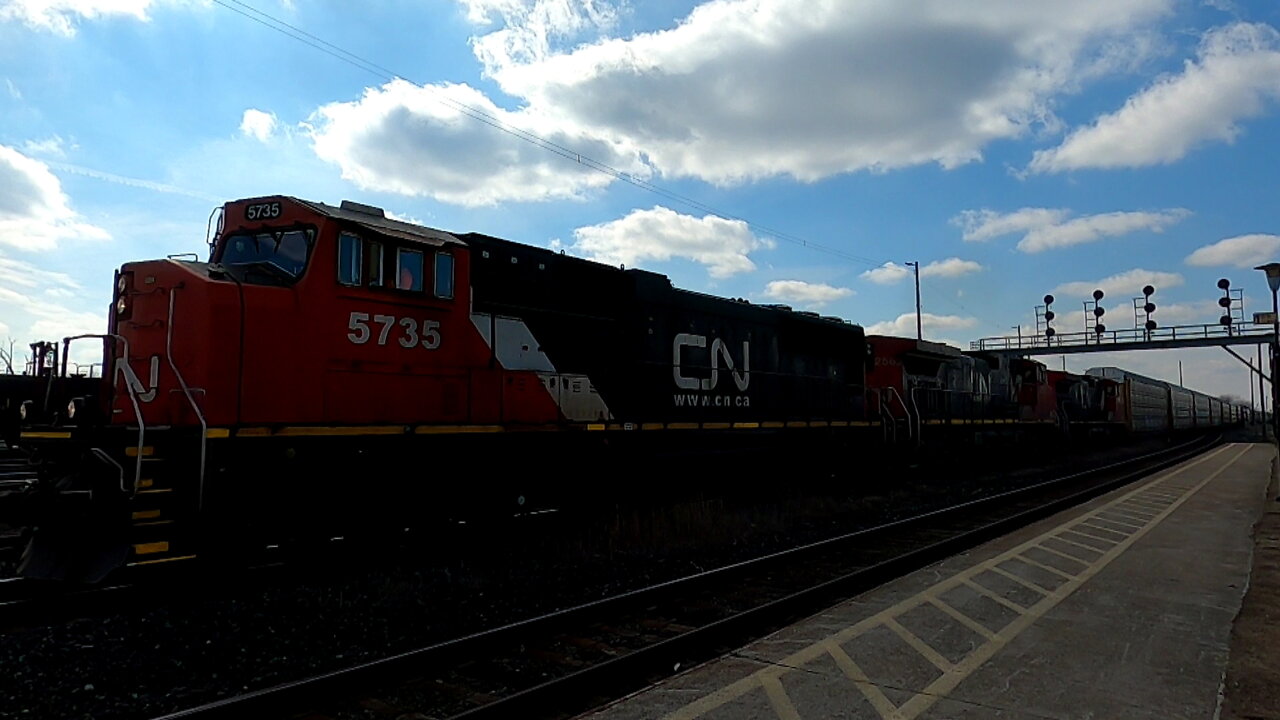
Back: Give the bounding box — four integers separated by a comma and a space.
462, 232, 869, 426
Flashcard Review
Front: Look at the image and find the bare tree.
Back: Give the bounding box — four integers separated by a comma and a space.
0, 338, 14, 374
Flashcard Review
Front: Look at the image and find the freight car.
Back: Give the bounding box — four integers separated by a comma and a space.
13, 196, 878, 580
1085, 367, 1244, 431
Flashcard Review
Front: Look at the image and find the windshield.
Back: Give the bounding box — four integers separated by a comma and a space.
221, 229, 314, 278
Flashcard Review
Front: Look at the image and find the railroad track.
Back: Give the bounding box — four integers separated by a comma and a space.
0, 576, 140, 633
150, 433, 1222, 720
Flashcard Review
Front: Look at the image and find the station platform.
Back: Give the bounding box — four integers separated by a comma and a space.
585, 442, 1275, 720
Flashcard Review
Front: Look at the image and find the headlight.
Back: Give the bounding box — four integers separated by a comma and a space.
66, 399, 76, 419
116, 296, 128, 316
19, 402, 28, 421
117, 275, 128, 293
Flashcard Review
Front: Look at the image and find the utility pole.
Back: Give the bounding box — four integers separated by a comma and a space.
1260, 344, 1267, 438
906, 261, 921, 341
1256, 262, 1280, 445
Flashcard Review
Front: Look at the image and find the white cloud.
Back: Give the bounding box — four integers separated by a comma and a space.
951, 206, 1189, 252
1031, 22, 1280, 172
1185, 234, 1280, 268
561, 205, 771, 278
471, 0, 1172, 185
864, 313, 978, 338
20, 136, 68, 158
240, 109, 278, 142
1151, 299, 1227, 324
760, 280, 852, 308
0, 253, 80, 291
0, 144, 110, 251
1017, 209, 1190, 252
921, 257, 984, 279
309, 1, 1172, 201
0, 251, 103, 364
462, 0, 619, 68
0, 0, 156, 35
861, 262, 911, 285
308, 79, 649, 205
47, 160, 221, 202
1053, 268, 1184, 300
954, 207, 1071, 242
861, 258, 983, 285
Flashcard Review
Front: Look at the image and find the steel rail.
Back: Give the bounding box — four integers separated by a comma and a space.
149, 433, 1221, 720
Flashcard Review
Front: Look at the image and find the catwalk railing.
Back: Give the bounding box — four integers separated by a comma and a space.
971, 322, 1276, 356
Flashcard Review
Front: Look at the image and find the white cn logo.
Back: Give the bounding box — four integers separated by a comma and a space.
672, 333, 750, 391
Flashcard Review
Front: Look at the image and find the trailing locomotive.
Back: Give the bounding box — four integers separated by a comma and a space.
7, 195, 1249, 582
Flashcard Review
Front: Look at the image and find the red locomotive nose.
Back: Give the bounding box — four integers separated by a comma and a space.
109, 259, 239, 429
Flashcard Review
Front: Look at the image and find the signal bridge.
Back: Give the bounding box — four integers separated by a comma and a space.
972, 277, 1278, 359
970, 322, 1276, 357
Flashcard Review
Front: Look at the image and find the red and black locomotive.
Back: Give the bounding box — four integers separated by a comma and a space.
14, 196, 873, 580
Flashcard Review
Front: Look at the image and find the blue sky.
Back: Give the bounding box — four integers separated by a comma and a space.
1, 0, 1279, 402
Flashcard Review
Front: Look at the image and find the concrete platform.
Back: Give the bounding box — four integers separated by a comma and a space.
585, 442, 1274, 720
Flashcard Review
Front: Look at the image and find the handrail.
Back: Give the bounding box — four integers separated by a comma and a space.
908, 386, 923, 446
167, 289, 208, 512
883, 386, 914, 442
971, 321, 1273, 351
876, 390, 895, 444
62, 333, 145, 494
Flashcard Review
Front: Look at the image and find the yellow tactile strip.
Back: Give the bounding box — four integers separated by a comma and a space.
661, 443, 1250, 720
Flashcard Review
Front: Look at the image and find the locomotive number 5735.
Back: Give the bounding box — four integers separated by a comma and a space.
347, 311, 442, 349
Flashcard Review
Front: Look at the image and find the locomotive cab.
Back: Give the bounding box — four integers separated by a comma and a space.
107, 196, 480, 430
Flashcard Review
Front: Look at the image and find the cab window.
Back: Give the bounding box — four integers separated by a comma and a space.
338, 232, 361, 286
434, 252, 454, 299
221, 228, 314, 281
397, 248, 424, 291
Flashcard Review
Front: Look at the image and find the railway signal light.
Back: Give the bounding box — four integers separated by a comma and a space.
1218, 278, 1235, 332
1085, 289, 1106, 341
1041, 294, 1056, 340
1138, 285, 1157, 335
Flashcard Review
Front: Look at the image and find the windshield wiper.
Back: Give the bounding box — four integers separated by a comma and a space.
232, 260, 294, 282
